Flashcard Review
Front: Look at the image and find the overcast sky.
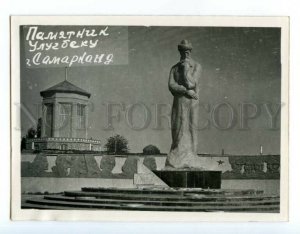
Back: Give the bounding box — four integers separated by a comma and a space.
21, 26, 281, 154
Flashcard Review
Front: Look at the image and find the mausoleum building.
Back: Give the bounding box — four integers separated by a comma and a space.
26, 70, 101, 151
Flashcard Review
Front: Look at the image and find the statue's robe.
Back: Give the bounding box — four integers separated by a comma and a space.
166, 59, 202, 168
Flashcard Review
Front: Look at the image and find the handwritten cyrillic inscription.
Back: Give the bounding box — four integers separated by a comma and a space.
22, 26, 128, 67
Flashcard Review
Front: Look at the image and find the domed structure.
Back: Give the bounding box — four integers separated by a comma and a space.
26, 68, 101, 152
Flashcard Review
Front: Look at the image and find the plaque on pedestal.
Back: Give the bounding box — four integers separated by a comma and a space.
152, 170, 222, 189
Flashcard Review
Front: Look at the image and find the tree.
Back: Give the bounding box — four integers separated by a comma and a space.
143, 145, 160, 155
21, 137, 27, 150
36, 118, 42, 138
26, 127, 37, 139
105, 134, 129, 154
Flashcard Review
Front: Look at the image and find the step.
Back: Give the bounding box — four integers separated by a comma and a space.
24, 198, 279, 212
44, 195, 280, 207
21, 203, 96, 210
64, 191, 279, 202
81, 187, 264, 196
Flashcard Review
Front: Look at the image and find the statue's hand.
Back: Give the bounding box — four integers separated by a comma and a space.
186, 90, 198, 100
180, 60, 191, 71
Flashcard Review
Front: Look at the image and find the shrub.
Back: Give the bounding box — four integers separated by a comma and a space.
143, 145, 160, 155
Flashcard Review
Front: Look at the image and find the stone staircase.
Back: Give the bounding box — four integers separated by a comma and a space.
22, 187, 280, 212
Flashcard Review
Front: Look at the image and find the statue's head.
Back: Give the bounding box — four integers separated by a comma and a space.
178, 40, 192, 58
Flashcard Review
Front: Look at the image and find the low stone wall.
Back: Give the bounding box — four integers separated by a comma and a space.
21, 178, 280, 194
21, 154, 140, 179
21, 153, 280, 180
222, 155, 280, 179
221, 179, 280, 195
21, 177, 134, 193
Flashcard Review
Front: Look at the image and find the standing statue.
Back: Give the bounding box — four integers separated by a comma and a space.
166, 40, 202, 169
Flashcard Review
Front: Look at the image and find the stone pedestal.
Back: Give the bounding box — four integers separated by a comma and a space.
152, 170, 222, 189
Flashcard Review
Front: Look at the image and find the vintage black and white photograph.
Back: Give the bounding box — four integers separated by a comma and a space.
10, 16, 289, 221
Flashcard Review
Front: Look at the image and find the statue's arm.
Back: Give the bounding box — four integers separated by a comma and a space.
168, 67, 187, 96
